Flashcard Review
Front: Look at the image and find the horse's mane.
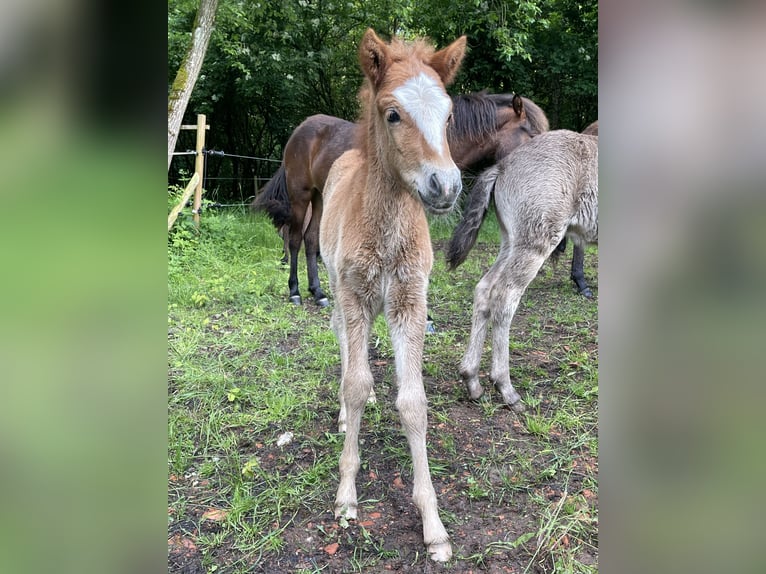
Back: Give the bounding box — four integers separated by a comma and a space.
449, 91, 550, 145
449, 91, 499, 142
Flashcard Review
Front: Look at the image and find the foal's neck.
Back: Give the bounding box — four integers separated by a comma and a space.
365, 159, 423, 221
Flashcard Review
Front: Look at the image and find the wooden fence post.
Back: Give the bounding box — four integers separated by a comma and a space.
167, 173, 201, 232
176, 114, 210, 228
193, 113, 206, 228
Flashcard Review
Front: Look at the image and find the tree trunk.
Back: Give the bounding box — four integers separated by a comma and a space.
168, 0, 219, 172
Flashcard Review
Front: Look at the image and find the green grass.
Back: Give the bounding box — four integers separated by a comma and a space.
168, 206, 598, 572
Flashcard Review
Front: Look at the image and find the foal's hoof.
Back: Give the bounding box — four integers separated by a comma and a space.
428, 540, 453, 562
510, 400, 526, 413
425, 320, 436, 334
334, 503, 357, 521
289, 295, 302, 305
316, 297, 330, 308
463, 377, 484, 401
499, 387, 525, 412
580, 287, 593, 299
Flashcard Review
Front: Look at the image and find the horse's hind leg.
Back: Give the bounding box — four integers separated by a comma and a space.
304, 198, 329, 307
279, 225, 289, 265
489, 247, 549, 410
287, 203, 309, 305
570, 243, 592, 298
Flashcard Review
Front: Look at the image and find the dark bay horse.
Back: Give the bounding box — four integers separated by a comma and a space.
446, 130, 598, 409
252, 92, 549, 306
320, 29, 466, 561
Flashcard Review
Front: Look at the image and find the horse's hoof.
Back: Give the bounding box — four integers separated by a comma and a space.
428, 540, 452, 562
289, 295, 302, 305
334, 503, 357, 521
465, 382, 484, 401
580, 287, 593, 299
425, 320, 436, 334
510, 400, 525, 413
316, 297, 330, 308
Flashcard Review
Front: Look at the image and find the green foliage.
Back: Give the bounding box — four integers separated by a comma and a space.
168, 0, 597, 201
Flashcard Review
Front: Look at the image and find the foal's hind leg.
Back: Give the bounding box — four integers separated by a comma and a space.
460, 258, 507, 400
331, 305, 350, 433
489, 247, 549, 409
334, 299, 373, 520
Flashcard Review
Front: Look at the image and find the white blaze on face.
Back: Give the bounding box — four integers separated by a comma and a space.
392, 72, 451, 155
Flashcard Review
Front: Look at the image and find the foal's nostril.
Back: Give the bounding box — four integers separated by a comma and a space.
428, 173, 441, 197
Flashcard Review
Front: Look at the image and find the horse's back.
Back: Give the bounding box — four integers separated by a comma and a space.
313, 119, 358, 190
494, 130, 598, 248
284, 114, 357, 192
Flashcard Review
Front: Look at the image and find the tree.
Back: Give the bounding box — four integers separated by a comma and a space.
167, 0, 597, 201
168, 0, 219, 171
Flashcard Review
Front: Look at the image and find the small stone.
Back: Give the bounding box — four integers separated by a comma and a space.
277, 431, 294, 446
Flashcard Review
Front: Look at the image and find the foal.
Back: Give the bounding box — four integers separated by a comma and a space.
447, 130, 598, 409
320, 29, 466, 562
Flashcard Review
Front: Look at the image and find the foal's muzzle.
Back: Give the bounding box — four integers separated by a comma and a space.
420, 169, 462, 214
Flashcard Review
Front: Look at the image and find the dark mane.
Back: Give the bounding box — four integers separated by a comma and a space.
449, 91, 499, 142
449, 92, 550, 144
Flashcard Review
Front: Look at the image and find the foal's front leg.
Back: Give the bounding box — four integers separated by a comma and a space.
334, 302, 373, 520
388, 293, 451, 562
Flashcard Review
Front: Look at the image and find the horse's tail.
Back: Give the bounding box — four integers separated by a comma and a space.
250, 164, 291, 229
446, 165, 499, 270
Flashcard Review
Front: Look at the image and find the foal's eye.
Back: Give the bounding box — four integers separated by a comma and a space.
386, 109, 400, 124
447, 112, 454, 126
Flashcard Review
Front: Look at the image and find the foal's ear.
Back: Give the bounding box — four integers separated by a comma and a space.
429, 36, 467, 86
359, 28, 389, 90
512, 93, 525, 117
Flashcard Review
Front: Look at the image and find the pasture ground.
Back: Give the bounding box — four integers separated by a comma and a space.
168, 206, 598, 573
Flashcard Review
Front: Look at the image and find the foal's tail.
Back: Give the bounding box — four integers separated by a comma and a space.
250, 164, 291, 229
446, 165, 499, 270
